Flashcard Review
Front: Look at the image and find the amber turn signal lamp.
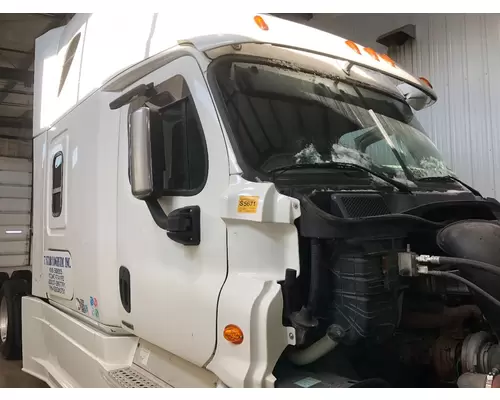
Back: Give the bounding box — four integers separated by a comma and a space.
224, 324, 244, 344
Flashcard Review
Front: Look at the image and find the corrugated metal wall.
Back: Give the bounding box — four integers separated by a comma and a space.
0, 127, 32, 159
310, 14, 500, 198
0, 157, 32, 268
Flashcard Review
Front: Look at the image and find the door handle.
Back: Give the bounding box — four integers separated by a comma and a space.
119, 266, 131, 313
166, 206, 201, 246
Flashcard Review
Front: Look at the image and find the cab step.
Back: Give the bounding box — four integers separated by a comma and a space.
107, 366, 169, 388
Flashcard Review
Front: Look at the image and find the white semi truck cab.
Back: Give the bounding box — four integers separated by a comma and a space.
0, 13, 499, 388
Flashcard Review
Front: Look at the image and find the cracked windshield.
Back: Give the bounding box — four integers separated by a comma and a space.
214, 60, 454, 188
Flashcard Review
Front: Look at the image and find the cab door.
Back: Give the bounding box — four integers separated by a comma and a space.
116, 54, 229, 367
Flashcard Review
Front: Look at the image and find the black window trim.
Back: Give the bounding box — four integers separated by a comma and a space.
127, 72, 209, 198
52, 151, 64, 218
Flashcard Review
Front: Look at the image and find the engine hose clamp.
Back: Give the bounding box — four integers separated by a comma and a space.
486, 373, 493, 388
486, 369, 499, 388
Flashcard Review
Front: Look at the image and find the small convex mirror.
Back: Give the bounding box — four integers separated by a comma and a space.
129, 107, 154, 199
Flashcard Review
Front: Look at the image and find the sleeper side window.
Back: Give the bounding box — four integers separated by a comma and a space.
52, 152, 63, 217
58, 33, 81, 96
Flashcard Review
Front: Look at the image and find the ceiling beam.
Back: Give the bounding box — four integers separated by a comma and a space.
0, 102, 32, 108
33, 13, 64, 19
0, 47, 33, 56
0, 116, 32, 129
0, 133, 32, 143
0, 67, 34, 86
0, 89, 33, 96
32, 13, 74, 23
270, 14, 314, 22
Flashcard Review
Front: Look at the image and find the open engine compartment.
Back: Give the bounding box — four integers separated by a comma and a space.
275, 188, 500, 388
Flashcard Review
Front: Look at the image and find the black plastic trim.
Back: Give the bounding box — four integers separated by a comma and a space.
145, 198, 169, 231
51, 151, 63, 218
122, 320, 134, 330
109, 82, 156, 110
119, 266, 131, 314
166, 205, 201, 246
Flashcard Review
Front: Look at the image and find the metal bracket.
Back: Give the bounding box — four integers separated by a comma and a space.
286, 326, 297, 346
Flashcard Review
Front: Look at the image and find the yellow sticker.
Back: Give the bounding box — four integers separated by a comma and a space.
237, 196, 259, 214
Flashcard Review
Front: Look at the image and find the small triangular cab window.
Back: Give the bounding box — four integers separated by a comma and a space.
58, 33, 81, 96
52, 151, 64, 217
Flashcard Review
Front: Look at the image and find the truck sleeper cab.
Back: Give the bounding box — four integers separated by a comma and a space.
3, 13, 500, 389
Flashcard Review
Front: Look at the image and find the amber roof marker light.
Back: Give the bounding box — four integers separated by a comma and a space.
363, 47, 380, 62
254, 15, 269, 31
345, 40, 361, 55
380, 53, 396, 67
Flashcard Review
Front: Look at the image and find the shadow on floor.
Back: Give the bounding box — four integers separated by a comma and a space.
0, 358, 48, 388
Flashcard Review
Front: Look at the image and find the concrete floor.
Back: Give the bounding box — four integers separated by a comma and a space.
0, 358, 48, 388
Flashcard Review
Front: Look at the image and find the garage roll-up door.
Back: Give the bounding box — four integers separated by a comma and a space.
0, 157, 32, 268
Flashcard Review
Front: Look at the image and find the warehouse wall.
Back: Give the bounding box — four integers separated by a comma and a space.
0, 126, 32, 270
0, 127, 32, 159
308, 14, 500, 199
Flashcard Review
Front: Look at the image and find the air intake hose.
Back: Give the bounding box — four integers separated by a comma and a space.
288, 324, 345, 366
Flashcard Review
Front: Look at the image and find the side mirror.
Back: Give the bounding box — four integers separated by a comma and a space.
397, 83, 435, 111
128, 107, 171, 231
128, 107, 154, 199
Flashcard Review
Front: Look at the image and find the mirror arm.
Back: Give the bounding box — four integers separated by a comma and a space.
109, 82, 157, 110
145, 198, 170, 231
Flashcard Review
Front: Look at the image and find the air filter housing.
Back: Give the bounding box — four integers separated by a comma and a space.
437, 219, 500, 338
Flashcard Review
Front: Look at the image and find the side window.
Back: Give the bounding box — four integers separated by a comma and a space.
148, 75, 208, 195
58, 33, 81, 96
52, 152, 63, 217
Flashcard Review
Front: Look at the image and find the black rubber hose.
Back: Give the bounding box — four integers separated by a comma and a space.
424, 270, 500, 309
307, 238, 322, 315
435, 256, 500, 278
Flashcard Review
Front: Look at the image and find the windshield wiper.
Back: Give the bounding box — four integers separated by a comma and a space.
417, 175, 482, 197
268, 162, 413, 194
